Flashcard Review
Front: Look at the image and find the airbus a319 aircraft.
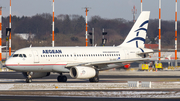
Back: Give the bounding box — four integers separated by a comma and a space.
5, 11, 153, 83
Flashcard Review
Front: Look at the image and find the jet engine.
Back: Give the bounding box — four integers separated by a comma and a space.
70, 66, 98, 79
22, 72, 50, 79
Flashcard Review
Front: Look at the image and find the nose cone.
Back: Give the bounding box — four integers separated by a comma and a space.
5, 58, 17, 70
5, 59, 11, 68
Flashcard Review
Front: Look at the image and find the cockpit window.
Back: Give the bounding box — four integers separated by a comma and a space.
23, 54, 27, 57
13, 54, 27, 58
19, 54, 23, 57
13, 54, 19, 57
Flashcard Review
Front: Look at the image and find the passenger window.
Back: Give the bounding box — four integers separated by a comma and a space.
13, 54, 19, 57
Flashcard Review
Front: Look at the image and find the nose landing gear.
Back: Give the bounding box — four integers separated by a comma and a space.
26, 72, 33, 83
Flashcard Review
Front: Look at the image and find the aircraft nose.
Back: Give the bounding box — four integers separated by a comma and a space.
5, 59, 11, 67
5, 58, 14, 69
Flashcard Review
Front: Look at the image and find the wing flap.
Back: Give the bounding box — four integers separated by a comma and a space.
65, 58, 158, 70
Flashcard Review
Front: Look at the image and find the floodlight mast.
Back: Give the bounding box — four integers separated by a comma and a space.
158, 0, 161, 62
132, 5, 137, 23
83, 7, 90, 47
175, 0, 178, 67
141, 0, 142, 13
9, 0, 11, 56
0, 7, 2, 61
52, 0, 55, 47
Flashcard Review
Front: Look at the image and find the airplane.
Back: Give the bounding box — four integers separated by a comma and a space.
5, 11, 153, 83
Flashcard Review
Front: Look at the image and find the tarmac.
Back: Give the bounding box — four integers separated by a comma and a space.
1, 70, 180, 98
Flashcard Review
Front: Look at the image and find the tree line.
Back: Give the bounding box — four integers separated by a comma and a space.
1, 13, 180, 50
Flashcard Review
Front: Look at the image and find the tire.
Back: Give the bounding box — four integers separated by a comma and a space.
26, 78, 32, 83
62, 76, 67, 82
89, 77, 99, 82
57, 76, 62, 82
57, 75, 67, 82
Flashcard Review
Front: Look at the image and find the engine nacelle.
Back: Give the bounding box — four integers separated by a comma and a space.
70, 66, 97, 79
22, 72, 50, 79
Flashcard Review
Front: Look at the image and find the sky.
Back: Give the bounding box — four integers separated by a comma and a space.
0, 0, 179, 21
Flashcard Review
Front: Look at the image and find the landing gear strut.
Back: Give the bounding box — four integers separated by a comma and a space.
26, 72, 33, 83
57, 73, 67, 82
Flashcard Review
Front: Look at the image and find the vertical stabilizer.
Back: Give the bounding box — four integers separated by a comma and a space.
119, 11, 150, 48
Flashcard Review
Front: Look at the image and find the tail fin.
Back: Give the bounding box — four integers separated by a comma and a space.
118, 11, 150, 48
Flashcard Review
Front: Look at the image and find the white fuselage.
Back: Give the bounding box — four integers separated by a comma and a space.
5, 46, 147, 72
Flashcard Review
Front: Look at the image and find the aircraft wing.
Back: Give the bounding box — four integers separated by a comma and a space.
65, 57, 158, 70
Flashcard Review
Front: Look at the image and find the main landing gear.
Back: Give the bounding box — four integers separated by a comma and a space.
57, 73, 67, 82
89, 70, 99, 82
26, 72, 33, 83
89, 76, 99, 82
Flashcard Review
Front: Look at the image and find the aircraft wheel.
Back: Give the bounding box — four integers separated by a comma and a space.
26, 78, 32, 83
57, 75, 67, 82
61, 75, 67, 82
89, 76, 99, 82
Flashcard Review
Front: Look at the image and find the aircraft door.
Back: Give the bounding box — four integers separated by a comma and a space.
74, 53, 77, 60
32, 50, 39, 63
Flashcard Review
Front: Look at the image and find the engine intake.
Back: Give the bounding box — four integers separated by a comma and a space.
70, 66, 97, 79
